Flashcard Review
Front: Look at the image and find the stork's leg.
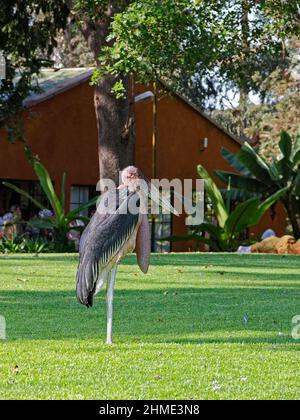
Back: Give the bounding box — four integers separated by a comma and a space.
106, 265, 117, 344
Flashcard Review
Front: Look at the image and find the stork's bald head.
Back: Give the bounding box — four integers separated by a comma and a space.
120, 166, 178, 216
121, 166, 144, 187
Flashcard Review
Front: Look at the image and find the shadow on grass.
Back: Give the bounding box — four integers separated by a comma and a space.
125, 253, 300, 270
1, 254, 300, 275
1, 286, 299, 346
0, 255, 78, 262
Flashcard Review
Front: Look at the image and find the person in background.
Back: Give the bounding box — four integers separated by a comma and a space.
238, 229, 300, 255
0, 216, 4, 238
0, 206, 24, 240
11, 206, 23, 237
68, 219, 85, 251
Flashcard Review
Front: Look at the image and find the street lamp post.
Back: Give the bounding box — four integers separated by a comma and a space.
151, 82, 158, 252
134, 83, 157, 251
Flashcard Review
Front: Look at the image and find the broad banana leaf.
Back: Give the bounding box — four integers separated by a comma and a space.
275, 132, 295, 183
292, 132, 300, 163
257, 187, 288, 215
197, 165, 228, 228
196, 222, 227, 250
221, 188, 256, 202
279, 131, 292, 161
220, 148, 251, 176
215, 170, 266, 194
292, 149, 300, 167
225, 188, 287, 237
295, 172, 300, 199
268, 161, 281, 181
237, 142, 273, 183
225, 198, 261, 237
194, 222, 223, 238
274, 158, 294, 184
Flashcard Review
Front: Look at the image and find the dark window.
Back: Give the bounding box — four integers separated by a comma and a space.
148, 191, 173, 253
149, 212, 172, 253
0, 180, 49, 220
70, 185, 97, 217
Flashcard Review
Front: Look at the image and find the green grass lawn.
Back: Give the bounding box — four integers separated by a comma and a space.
0, 253, 300, 400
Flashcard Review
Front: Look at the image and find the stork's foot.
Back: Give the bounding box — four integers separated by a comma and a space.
106, 332, 113, 344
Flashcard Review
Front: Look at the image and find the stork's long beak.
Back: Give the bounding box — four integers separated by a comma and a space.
149, 184, 179, 216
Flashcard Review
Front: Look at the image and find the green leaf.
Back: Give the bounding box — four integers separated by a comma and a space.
197, 165, 228, 228
274, 158, 294, 184
111, 80, 127, 99
269, 162, 281, 181
2, 182, 44, 210
215, 170, 266, 194
257, 187, 289, 215
225, 198, 261, 237
226, 176, 232, 214
237, 142, 273, 184
292, 133, 300, 163
197, 223, 227, 251
220, 148, 251, 176
225, 188, 287, 238
279, 131, 292, 160
292, 150, 300, 167
294, 173, 300, 199
29, 218, 56, 230
60, 173, 67, 209
33, 161, 63, 219
221, 188, 255, 202
196, 222, 223, 238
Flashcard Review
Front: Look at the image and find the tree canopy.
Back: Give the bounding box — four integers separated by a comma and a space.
2, 0, 299, 121
94, 0, 300, 98
213, 37, 300, 158
1, 0, 299, 173
0, 0, 69, 141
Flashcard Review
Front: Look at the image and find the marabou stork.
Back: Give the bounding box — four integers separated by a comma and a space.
76, 166, 177, 344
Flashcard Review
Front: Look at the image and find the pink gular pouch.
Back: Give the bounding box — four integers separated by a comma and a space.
135, 213, 151, 274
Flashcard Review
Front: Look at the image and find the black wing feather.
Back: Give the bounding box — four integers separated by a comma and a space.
76, 189, 140, 307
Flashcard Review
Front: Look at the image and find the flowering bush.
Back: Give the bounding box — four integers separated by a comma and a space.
3, 160, 98, 248
38, 209, 54, 219
2, 213, 13, 223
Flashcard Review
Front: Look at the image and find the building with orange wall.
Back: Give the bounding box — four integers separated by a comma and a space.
0, 69, 286, 251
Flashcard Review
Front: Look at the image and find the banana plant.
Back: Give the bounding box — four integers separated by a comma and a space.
3, 160, 98, 246
165, 166, 287, 252
215, 131, 300, 238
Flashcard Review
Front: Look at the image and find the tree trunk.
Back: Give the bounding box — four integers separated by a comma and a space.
94, 76, 135, 185
290, 196, 300, 238
77, 2, 135, 185
283, 196, 300, 238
